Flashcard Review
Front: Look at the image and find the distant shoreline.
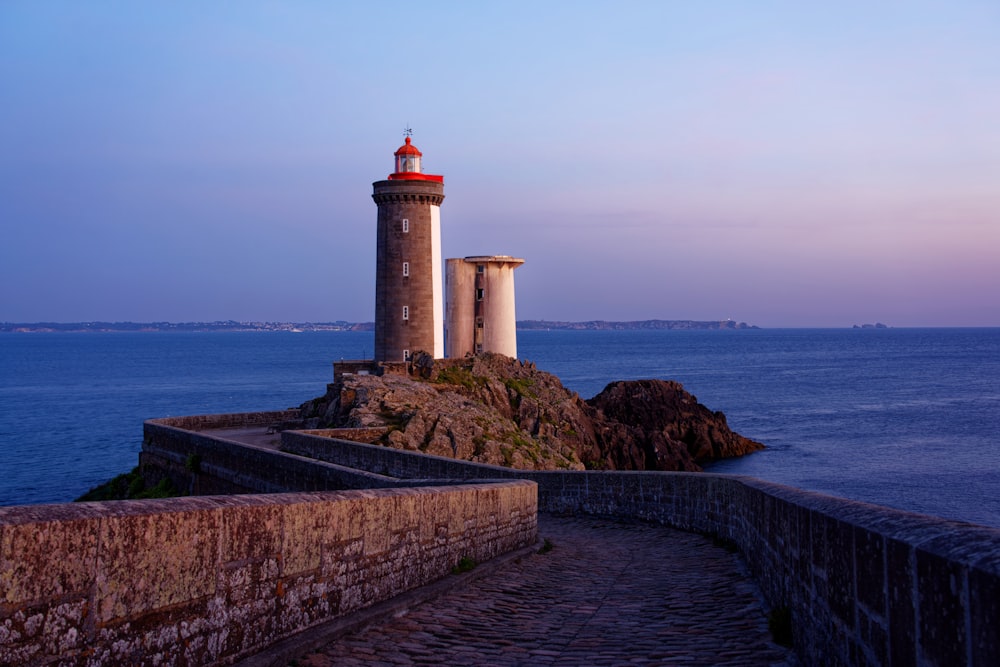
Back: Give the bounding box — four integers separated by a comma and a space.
1, 319, 758, 333
516, 319, 757, 331
0, 321, 374, 333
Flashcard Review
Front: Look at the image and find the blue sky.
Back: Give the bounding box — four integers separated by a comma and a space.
2, 1, 998, 327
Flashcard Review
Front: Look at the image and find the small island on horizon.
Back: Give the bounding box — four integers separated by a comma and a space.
0, 318, 758, 333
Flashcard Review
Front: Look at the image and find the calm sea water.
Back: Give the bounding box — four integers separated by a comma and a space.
1, 329, 998, 528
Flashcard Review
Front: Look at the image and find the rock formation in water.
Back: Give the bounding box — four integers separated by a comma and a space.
298, 352, 764, 472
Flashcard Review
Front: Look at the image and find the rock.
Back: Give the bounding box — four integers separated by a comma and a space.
299, 353, 764, 472
586, 380, 765, 466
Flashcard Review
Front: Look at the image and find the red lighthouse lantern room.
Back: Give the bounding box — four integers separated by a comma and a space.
389, 136, 443, 183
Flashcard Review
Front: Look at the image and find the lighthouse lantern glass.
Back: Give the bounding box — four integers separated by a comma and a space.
396, 154, 420, 173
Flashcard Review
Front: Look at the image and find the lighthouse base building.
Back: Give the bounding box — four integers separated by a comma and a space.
445, 255, 524, 359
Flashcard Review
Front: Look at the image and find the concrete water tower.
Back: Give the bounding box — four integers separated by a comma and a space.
446, 255, 525, 359
372, 135, 445, 361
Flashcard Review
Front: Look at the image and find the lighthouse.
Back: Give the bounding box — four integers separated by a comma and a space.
372, 136, 445, 361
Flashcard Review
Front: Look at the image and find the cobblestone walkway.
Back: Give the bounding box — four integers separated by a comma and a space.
294, 515, 795, 666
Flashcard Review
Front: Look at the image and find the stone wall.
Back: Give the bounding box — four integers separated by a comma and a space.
142, 415, 402, 495
281, 430, 522, 482
147, 410, 301, 432
539, 472, 1000, 666
281, 430, 1000, 666
331, 361, 409, 383
0, 482, 538, 666
27, 418, 995, 666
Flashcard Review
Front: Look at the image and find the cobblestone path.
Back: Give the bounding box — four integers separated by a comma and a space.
294, 515, 795, 666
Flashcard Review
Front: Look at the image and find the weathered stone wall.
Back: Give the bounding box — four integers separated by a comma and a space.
0, 482, 537, 666
331, 361, 409, 384
142, 415, 402, 495
281, 430, 1000, 666
538, 472, 1000, 666
55, 418, 999, 666
282, 430, 523, 482
148, 410, 301, 432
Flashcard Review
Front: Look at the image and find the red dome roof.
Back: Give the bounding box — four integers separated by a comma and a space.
394, 136, 422, 157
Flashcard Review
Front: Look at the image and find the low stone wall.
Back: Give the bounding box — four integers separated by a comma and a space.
150, 410, 302, 432
539, 472, 1000, 666
282, 430, 522, 482
282, 431, 1000, 666
143, 415, 402, 495
0, 482, 538, 666
332, 360, 408, 383
307, 427, 388, 444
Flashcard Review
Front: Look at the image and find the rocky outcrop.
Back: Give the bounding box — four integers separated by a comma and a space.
299, 353, 763, 472
587, 380, 764, 470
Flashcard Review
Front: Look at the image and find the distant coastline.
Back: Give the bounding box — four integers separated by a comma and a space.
0, 321, 374, 333
1, 319, 757, 333
517, 319, 758, 331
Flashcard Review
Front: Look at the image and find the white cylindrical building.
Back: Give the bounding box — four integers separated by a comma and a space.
445, 255, 524, 359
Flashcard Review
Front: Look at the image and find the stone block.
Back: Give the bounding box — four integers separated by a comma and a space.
0, 511, 100, 605
419, 492, 448, 542
854, 526, 886, 616
794, 504, 811, 584
95, 505, 219, 622
389, 489, 419, 535
281, 498, 330, 576
886, 538, 916, 666
278, 574, 335, 634
857, 607, 888, 666
220, 558, 280, 606
362, 494, 393, 556
827, 518, 856, 627
220, 500, 283, 563
446, 488, 472, 536
916, 549, 966, 665
332, 494, 368, 543
322, 537, 363, 583
810, 509, 829, 574
969, 564, 1000, 666
41, 601, 87, 652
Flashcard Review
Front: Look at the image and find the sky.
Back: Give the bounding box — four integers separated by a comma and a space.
1, 1, 998, 327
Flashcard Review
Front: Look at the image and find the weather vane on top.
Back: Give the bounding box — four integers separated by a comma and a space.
404, 125, 413, 138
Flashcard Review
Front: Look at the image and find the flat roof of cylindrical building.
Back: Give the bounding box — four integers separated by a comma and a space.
456, 255, 525, 265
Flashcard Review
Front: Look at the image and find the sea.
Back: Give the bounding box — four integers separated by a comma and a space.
1, 328, 998, 529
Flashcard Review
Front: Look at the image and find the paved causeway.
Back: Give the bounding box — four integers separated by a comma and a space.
294, 515, 795, 666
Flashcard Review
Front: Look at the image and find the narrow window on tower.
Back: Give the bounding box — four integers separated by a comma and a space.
476, 288, 484, 301
402, 306, 409, 320
403, 262, 409, 277
476, 264, 485, 274
402, 218, 409, 233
